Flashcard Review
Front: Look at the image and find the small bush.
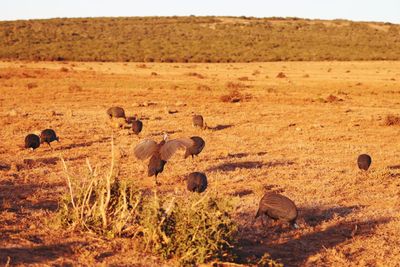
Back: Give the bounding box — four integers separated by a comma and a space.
220, 90, 252, 103
60, 67, 69, 72
68, 84, 83, 92
136, 63, 148, 68
26, 82, 38, 89
384, 114, 400, 126
238, 76, 250, 81
276, 72, 286, 78
225, 82, 250, 90
325, 94, 343, 103
186, 72, 205, 79
197, 84, 211, 91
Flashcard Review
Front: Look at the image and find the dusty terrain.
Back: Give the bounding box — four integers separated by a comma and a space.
0, 61, 400, 266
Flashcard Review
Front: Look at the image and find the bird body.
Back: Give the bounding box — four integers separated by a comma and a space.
192, 114, 204, 128
184, 136, 205, 159
40, 129, 59, 148
25, 134, 40, 150
107, 106, 125, 119
187, 172, 208, 193
132, 120, 143, 135
357, 154, 372, 171
148, 154, 166, 177
256, 192, 298, 228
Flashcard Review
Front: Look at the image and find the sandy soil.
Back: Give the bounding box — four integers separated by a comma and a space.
0, 61, 400, 266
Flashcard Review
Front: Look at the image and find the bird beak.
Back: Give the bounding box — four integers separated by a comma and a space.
292, 223, 299, 229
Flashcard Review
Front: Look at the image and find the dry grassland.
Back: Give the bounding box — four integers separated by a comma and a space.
0, 61, 400, 266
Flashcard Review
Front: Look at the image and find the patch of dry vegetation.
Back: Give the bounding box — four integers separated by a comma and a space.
384, 114, 400, 126
220, 90, 252, 103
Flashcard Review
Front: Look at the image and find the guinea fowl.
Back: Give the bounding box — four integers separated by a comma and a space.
192, 114, 207, 129
357, 154, 372, 171
255, 192, 299, 229
187, 172, 208, 193
184, 136, 205, 159
40, 129, 59, 149
131, 119, 143, 135
107, 106, 126, 119
25, 134, 40, 151
134, 133, 194, 184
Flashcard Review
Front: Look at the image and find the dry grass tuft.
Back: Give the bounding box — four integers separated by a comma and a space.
60, 67, 69, 72
276, 72, 287, 78
136, 63, 148, 68
384, 114, 400, 126
26, 82, 38, 89
197, 84, 212, 91
238, 76, 250, 81
186, 72, 205, 79
325, 94, 343, 103
225, 82, 250, 90
68, 84, 83, 93
220, 90, 252, 103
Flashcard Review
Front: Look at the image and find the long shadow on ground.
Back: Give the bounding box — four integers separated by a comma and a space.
0, 242, 86, 265
235, 205, 390, 266
206, 160, 294, 172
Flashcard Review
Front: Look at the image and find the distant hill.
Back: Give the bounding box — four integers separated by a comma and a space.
1, 16, 400, 62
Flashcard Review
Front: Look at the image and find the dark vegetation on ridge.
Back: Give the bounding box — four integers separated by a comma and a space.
1, 16, 400, 62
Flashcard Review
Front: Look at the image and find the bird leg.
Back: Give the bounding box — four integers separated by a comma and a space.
154, 175, 160, 186
47, 142, 53, 151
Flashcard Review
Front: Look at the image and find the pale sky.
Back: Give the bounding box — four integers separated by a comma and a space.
1, 0, 399, 23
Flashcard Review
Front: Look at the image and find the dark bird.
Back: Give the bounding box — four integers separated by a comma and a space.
184, 136, 205, 159
125, 116, 136, 124
187, 172, 208, 193
131, 119, 143, 135
255, 192, 299, 229
357, 154, 372, 171
107, 106, 125, 119
40, 129, 59, 148
192, 114, 207, 129
134, 133, 194, 184
24, 134, 40, 150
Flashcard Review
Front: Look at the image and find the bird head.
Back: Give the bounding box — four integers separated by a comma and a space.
162, 132, 169, 141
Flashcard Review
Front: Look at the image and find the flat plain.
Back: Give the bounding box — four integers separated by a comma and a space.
0, 60, 400, 266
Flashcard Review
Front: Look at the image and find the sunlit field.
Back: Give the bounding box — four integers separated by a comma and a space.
1, 60, 400, 266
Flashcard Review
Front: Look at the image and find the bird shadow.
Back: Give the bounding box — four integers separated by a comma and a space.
235, 205, 390, 266
207, 124, 233, 131
301, 205, 363, 227
216, 151, 268, 160
0, 162, 11, 171
149, 130, 182, 137
206, 161, 264, 172
388, 164, 400, 170
0, 241, 86, 265
230, 189, 254, 197
56, 136, 110, 151
0, 181, 63, 212
16, 157, 60, 170
206, 160, 294, 172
